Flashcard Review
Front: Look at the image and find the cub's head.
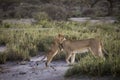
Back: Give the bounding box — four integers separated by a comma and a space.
55, 34, 66, 44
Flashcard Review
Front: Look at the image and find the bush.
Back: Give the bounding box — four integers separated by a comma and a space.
65, 54, 120, 77
116, 15, 120, 23
0, 52, 7, 64
0, 20, 120, 77
33, 12, 51, 21
81, 8, 95, 17
41, 4, 68, 20
93, 1, 109, 17
0, 22, 58, 61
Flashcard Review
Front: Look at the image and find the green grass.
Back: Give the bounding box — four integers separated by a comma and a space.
0, 52, 7, 64
65, 54, 120, 77
0, 20, 120, 77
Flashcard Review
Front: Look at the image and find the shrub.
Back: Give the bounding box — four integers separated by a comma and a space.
0, 20, 120, 77
0, 22, 58, 61
65, 54, 120, 77
116, 15, 120, 23
41, 4, 68, 20
33, 12, 51, 21
81, 8, 95, 17
0, 52, 7, 64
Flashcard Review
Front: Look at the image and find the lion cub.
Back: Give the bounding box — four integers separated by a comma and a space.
45, 35, 63, 67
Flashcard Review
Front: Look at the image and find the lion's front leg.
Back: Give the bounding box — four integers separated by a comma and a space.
71, 53, 76, 64
45, 50, 58, 67
66, 53, 72, 64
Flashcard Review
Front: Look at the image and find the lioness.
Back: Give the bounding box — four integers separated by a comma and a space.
57, 34, 105, 64
45, 34, 105, 67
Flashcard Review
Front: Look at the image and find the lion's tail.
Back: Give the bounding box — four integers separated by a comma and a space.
99, 39, 108, 57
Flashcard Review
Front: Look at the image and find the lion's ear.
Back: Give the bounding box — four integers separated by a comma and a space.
58, 34, 62, 37
58, 33, 64, 37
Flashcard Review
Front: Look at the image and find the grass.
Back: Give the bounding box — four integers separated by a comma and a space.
0, 52, 7, 64
0, 20, 120, 77
65, 54, 120, 77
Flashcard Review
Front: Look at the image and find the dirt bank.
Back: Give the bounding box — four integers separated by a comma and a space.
0, 56, 69, 80
0, 55, 119, 80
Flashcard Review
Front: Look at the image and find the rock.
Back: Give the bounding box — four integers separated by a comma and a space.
18, 61, 27, 65
19, 71, 27, 75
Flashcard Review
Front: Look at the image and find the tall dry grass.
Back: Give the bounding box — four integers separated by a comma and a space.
0, 21, 120, 77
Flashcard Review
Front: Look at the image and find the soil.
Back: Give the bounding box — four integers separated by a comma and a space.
0, 55, 69, 80
0, 55, 119, 80
0, 45, 119, 80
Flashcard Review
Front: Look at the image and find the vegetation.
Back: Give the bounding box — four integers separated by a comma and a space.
65, 54, 120, 77
0, 19, 120, 76
0, 0, 120, 19
0, 52, 7, 64
0, 0, 120, 78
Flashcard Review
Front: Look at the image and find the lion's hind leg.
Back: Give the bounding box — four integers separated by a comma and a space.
89, 45, 105, 60
89, 45, 100, 57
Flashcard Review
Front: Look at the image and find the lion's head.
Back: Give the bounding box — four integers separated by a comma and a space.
55, 34, 66, 44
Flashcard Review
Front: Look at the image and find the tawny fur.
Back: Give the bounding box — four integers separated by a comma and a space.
61, 38, 105, 64
45, 34, 105, 67
45, 36, 61, 67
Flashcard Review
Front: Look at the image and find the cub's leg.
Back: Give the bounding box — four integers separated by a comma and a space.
45, 50, 58, 67
71, 53, 76, 64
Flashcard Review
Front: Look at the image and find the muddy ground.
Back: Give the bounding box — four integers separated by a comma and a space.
0, 55, 119, 80
0, 46, 120, 80
0, 55, 68, 80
